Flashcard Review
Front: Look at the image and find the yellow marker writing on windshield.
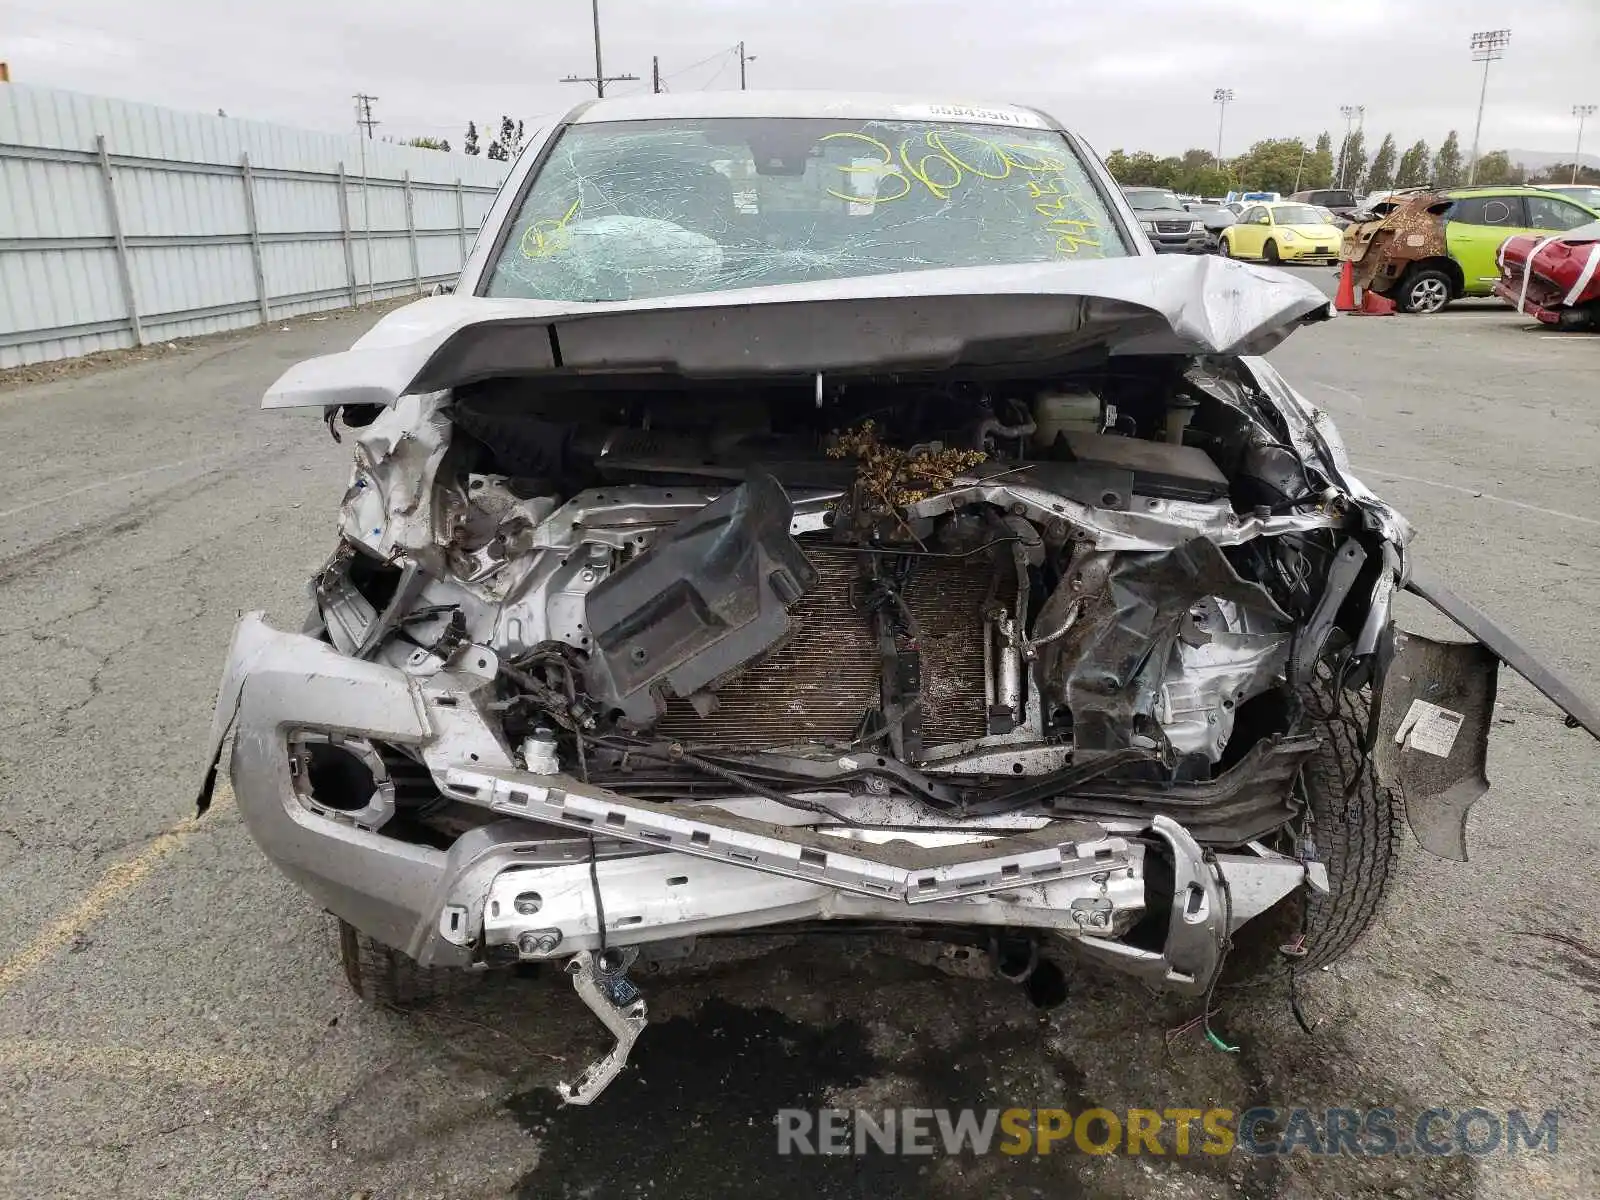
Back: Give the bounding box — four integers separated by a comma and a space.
815, 128, 1106, 256
819, 132, 910, 204
519, 198, 583, 259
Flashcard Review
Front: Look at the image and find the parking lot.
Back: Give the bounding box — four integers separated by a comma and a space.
1, 280, 1596, 1199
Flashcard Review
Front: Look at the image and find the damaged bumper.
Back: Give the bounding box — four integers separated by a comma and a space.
207, 588, 1598, 1104
207, 614, 1313, 982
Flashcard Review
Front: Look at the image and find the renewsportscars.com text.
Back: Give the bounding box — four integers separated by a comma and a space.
775, 1107, 1560, 1157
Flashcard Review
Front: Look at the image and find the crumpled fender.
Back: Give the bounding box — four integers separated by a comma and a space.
1374, 560, 1600, 861
1405, 561, 1600, 740
1375, 632, 1498, 862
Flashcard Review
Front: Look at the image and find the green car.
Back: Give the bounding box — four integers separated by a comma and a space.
1343, 185, 1600, 313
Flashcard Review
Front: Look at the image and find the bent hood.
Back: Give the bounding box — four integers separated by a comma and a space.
263, 256, 1331, 410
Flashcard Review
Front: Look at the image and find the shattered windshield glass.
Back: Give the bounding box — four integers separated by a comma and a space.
483, 118, 1132, 302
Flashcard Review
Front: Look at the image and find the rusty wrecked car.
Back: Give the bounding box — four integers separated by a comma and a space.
1340, 184, 1600, 314
197, 93, 1599, 1105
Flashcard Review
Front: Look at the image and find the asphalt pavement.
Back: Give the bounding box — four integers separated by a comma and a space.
1, 280, 1596, 1199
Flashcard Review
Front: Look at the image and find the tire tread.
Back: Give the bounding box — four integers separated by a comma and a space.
1293, 678, 1404, 971
337, 920, 471, 1007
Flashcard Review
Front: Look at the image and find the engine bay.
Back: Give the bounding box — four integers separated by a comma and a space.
311, 354, 1384, 850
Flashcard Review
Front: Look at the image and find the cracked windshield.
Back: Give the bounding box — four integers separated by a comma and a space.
485, 117, 1130, 300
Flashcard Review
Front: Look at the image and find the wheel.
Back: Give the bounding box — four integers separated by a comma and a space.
337, 920, 475, 1007
1218, 233, 1233, 258
1229, 670, 1403, 980
1396, 267, 1452, 314
1263, 240, 1281, 264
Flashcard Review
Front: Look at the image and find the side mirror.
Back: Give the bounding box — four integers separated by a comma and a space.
1256, 214, 1270, 225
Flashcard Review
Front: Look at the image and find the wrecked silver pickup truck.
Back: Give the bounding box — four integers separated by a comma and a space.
197, 92, 1599, 1105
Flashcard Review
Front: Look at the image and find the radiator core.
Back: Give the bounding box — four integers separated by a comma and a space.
654, 544, 994, 749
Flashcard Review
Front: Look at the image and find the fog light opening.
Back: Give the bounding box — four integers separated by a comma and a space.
304, 742, 378, 813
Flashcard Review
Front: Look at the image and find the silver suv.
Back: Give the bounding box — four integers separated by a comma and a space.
1122, 186, 1208, 252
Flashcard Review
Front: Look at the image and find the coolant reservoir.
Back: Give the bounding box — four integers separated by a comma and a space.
1033, 391, 1101, 449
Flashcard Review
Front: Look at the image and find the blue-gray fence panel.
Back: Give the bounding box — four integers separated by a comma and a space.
0, 83, 509, 367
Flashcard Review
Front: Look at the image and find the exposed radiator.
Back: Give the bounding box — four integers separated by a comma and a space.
653, 544, 994, 748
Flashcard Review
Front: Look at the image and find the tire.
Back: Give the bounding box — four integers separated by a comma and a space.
1263, 240, 1281, 264
1218, 233, 1233, 258
338, 920, 474, 1008
1396, 267, 1452, 314
1229, 672, 1403, 979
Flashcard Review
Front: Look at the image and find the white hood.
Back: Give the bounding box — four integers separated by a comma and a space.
263, 255, 1331, 410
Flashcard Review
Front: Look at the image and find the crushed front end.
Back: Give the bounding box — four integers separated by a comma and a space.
199, 266, 1598, 1105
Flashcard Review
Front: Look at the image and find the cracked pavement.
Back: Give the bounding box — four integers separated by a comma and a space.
0, 286, 1595, 1199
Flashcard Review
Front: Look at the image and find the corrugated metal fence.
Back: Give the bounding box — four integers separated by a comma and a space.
0, 84, 510, 368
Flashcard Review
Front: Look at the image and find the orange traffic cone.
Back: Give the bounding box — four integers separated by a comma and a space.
1334, 260, 1358, 312
1359, 288, 1397, 316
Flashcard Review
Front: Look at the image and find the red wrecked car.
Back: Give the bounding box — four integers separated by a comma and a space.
1494, 219, 1600, 329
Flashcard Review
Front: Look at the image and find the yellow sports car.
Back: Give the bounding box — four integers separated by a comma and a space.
1218, 202, 1344, 264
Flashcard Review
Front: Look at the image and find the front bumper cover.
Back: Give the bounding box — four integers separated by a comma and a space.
203, 614, 1317, 987
204, 596, 1600, 1106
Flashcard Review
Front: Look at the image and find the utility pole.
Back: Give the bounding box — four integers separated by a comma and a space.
1212, 88, 1233, 165
738, 41, 756, 91
353, 94, 379, 303
560, 0, 638, 97
1574, 105, 1597, 184
1338, 104, 1364, 189
1466, 29, 1511, 184
652, 55, 661, 94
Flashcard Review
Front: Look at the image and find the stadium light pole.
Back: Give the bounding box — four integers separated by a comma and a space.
1467, 29, 1511, 184
1212, 88, 1234, 165
1575, 105, 1598, 184
1338, 105, 1364, 189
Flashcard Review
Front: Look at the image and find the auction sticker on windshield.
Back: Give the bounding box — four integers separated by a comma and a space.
891, 103, 1047, 128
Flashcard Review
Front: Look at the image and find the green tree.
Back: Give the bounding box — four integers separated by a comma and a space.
1307, 132, 1335, 189
1231, 138, 1312, 194
1336, 128, 1367, 190
1394, 139, 1429, 187
1533, 162, 1600, 185
463, 121, 480, 156
1103, 149, 1130, 180
1472, 150, 1517, 184
1364, 134, 1397, 191
405, 136, 450, 152
1183, 165, 1232, 198
1432, 131, 1464, 187
1120, 151, 1167, 186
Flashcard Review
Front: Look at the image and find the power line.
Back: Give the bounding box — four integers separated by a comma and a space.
698, 55, 733, 91
613, 45, 735, 99
559, 0, 637, 98
661, 45, 738, 84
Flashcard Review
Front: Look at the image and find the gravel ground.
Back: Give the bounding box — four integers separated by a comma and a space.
0, 279, 1595, 1199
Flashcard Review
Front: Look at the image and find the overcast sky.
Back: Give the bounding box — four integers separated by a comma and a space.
4, 0, 1596, 159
